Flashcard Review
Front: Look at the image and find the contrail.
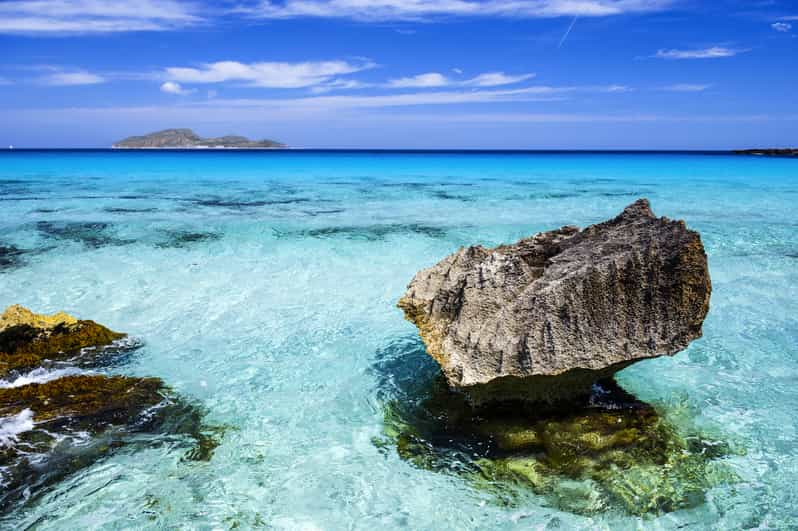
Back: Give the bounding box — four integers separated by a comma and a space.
558, 16, 578, 48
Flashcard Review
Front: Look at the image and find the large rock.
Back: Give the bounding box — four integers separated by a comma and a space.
398, 199, 711, 403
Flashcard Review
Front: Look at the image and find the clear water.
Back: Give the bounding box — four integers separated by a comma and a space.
0, 150, 796, 529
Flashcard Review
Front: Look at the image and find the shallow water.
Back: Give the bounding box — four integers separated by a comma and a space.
0, 150, 797, 529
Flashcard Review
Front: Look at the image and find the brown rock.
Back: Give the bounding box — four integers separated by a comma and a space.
398, 199, 711, 403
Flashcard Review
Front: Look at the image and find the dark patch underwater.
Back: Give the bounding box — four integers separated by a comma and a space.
36, 221, 134, 248
275, 223, 449, 241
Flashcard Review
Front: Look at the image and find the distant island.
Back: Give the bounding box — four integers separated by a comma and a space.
734, 148, 797, 157
113, 128, 286, 149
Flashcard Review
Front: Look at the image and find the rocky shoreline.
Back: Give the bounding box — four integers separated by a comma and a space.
0, 305, 220, 510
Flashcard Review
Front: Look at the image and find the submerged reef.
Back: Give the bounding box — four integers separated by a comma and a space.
274, 223, 449, 241
155, 229, 222, 249
36, 220, 133, 248
0, 305, 221, 510
372, 344, 738, 516
399, 199, 711, 403
0, 245, 26, 272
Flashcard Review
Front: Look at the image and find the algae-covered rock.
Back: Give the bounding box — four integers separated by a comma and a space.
0, 304, 127, 377
0, 375, 222, 509
398, 199, 711, 403
0, 375, 163, 429
377, 377, 738, 517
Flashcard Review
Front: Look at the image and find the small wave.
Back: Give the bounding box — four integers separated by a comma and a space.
0, 409, 35, 447
0, 367, 87, 389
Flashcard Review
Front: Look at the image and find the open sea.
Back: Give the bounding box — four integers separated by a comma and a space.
0, 150, 796, 530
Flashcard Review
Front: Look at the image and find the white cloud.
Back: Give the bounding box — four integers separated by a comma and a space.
771, 22, 791, 32
662, 83, 711, 92
387, 71, 535, 88
465, 72, 536, 86
243, 0, 672, 21
165, 59, 375, 88
0, 0, 200, 34
654, 46, 747, 59
40, 70, 106, 85
387, 72, 450, 88
160, 81, 194, 95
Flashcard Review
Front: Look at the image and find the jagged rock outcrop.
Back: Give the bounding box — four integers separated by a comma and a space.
398, 199, 711, 403
0, 304, 125, 378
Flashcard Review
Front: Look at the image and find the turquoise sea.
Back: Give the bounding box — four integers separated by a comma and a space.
0, 150, 797, 529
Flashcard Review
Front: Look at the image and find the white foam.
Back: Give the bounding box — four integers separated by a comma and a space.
0, 367, 85, 389
0, 409, 35, 447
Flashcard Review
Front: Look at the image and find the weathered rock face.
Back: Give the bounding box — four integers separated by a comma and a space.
398, 199, 711, 403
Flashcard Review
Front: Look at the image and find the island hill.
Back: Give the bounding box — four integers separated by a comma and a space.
113, 128, 285, 149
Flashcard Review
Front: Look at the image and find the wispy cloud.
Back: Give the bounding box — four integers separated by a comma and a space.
165, 59, 376, 88
386, 71, 535, 88
654, 46, 747, 59
187, 84, 631, 110
39, 70, 106, 85
0, 0, 200, 34
771, 22, 792, 32
662, 83, 711, 92
241, 0, 673, 21
160, 81, 194, 95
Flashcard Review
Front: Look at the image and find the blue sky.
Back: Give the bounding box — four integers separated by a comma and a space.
0, 0, 796, 148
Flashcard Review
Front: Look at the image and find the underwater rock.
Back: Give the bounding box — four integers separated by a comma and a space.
155, 229, 221, 248
398, 199, 711, 403
36, 220, 133, 248
289, 223, 448, 241
376, 376, 738, 517
0, 305, 127, 378
0, 245, 26, 271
